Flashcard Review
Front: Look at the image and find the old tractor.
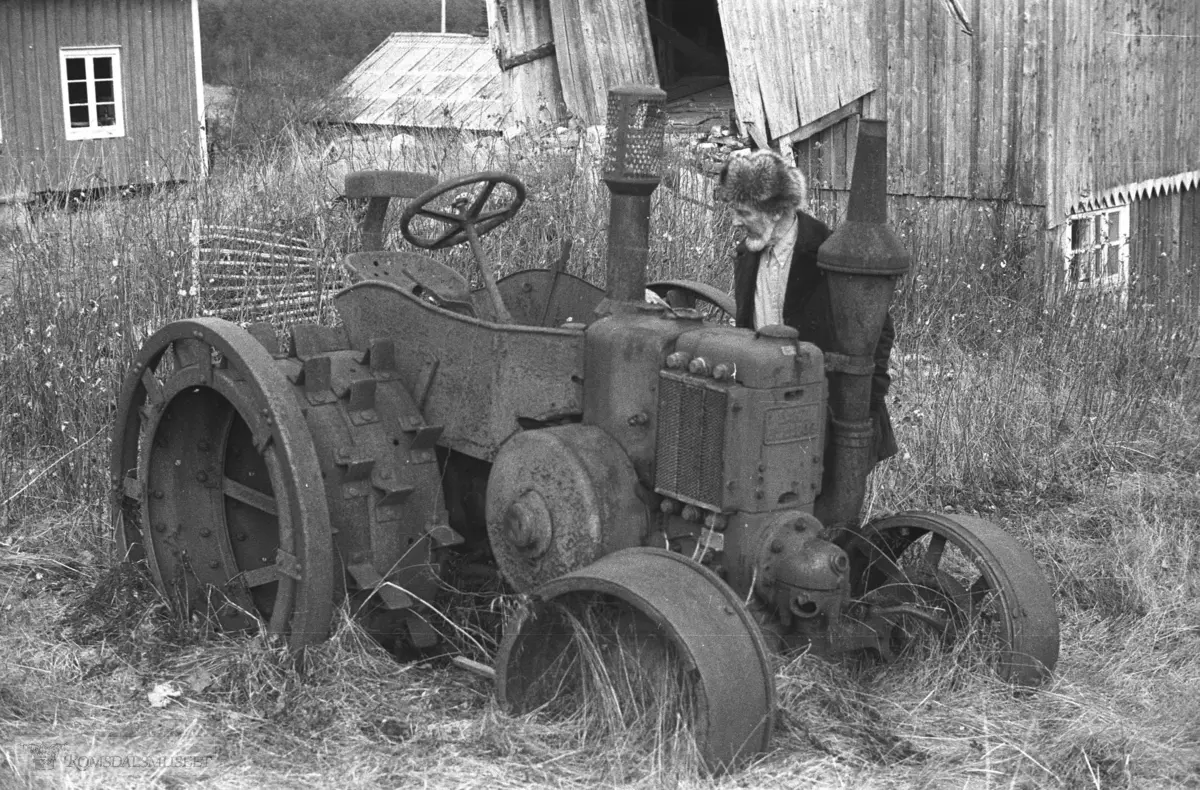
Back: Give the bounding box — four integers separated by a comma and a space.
111, 87, 1059, 772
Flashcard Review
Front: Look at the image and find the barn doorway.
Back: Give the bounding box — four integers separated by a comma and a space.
646, 0, 727, 87
645, 0, 733, 131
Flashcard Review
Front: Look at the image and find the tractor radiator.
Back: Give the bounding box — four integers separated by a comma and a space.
655, 373, 727, 511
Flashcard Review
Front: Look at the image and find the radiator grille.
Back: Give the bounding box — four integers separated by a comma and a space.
655, 374, 727, 509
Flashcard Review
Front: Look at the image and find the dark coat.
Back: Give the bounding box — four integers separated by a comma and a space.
733, 211, 899, 464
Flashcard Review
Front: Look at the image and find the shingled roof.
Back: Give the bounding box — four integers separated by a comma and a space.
327, 32, 509, 132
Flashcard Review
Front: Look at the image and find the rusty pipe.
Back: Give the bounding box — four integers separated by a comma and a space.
814, 120, 910, 529
604, 189, 653, 301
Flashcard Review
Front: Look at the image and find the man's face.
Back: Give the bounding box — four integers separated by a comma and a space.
732, 204, 782, 252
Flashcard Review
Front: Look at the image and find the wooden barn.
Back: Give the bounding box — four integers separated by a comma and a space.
0, 0, 206, 205
486, 0, 1198, 310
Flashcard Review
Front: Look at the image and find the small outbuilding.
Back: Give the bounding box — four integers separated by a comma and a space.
327, 32, 509, 133
0, 0, 207, 205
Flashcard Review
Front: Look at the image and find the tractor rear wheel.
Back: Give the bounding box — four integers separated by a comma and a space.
111, 318, 334, 649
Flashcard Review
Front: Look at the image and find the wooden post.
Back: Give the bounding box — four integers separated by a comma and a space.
861, 0, 887, 122
487, 0, 567, 130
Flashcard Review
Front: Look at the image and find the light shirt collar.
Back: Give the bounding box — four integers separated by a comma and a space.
753, 213, 799, 329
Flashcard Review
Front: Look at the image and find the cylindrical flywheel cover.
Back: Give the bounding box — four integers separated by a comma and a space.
486, 425, 647, 592
496, 547, 776, 773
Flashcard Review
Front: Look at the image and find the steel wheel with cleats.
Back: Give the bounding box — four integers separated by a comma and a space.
111, 318, 334, 649
839, 511, 1059, 685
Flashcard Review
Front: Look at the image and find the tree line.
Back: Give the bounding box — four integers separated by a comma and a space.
200, 0, 486, 87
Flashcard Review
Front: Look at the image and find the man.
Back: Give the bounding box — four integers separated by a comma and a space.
717, 150, 898, 466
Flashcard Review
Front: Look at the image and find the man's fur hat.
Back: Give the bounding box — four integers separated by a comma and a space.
715, 150, 807, 216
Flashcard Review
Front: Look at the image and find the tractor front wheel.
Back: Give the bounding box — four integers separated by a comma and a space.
840, 511, 1059, 685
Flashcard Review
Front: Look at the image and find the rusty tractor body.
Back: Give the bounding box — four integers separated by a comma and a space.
111, 87, 1059, 773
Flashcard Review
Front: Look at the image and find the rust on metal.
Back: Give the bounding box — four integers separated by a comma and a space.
485, 425, 646, 592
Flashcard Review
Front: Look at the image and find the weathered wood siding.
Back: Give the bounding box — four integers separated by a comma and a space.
1180, 188, 1200, 309
1130, 188, 1200, 310
717, 0, 879, 146
547, 0, 657, 125
797, 0, 1047, 203
1048, 0, 1200, 221
808, 188, 1044, 283
486, 0, 566, 128
0, 0, 202, 199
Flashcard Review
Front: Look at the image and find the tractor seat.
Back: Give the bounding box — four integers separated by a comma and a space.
344, 251, 481, 318
344, 170, 439, 252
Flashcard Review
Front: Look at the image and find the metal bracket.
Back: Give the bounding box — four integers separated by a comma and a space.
497, 41, 556, 72
346, 379, 379, 424
412, 357, 439, 412
347, 562, 414, 610
273, 548, 302, 581
245, 323, 283, 356
334, 448, 375, 480
405, 613, 439, 648
425, 523, 465, 549
408, 425, 444, 452
362, 338, 397, 378
373, 478, 415, 508
298, 356, 338, 405
290, 324, 350, 359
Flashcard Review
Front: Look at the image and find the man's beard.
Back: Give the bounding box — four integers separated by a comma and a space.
743, 230, 772, 252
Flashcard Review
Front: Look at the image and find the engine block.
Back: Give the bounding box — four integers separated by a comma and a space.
654, 326, 826, 514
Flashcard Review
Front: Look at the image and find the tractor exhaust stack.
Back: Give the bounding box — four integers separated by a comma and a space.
601, 85, 667, 304
814, 120, 911, 528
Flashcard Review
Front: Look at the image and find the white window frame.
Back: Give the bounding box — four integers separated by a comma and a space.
1062, 204, 1130, 298
59, 46, 126, 141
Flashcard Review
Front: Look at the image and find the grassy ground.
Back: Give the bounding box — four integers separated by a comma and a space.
2, 130, 1199, 789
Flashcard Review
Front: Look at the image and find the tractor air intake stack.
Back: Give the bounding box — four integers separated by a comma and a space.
601, 85, 667, 305
814, 120, 911, 529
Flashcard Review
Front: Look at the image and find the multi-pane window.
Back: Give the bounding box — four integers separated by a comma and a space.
1064, 205, 1129, 293
60, 47, 125, 140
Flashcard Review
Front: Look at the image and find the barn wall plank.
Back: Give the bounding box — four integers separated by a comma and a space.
925, 4, 944, 196
1182, 188, 1200, 307
0, 3, 22, 197
715, 0, 765, 142
720, 0, 879, 143
784, 0, 816, 133
489, 0, 565, 128
875, 0, 1049, 202
753, 0, 796, 138
806, 188, 1044, 289
548, 0, 656, 126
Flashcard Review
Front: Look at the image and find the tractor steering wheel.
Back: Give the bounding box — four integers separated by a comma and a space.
399, 172, 526, 323
399, 171, 526, 249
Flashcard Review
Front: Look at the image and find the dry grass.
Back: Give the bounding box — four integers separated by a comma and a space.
2, 129, 1199, 788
